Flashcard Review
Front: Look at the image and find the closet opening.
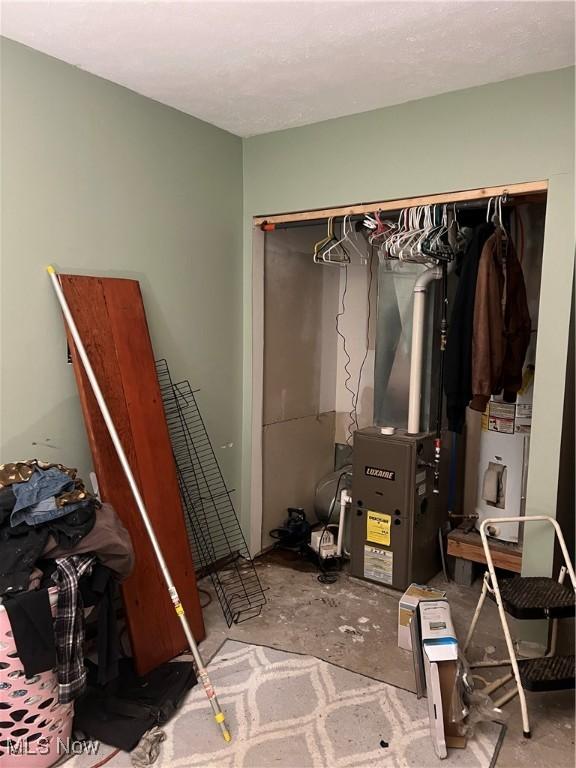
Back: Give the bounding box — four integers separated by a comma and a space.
252, 181, 548, 589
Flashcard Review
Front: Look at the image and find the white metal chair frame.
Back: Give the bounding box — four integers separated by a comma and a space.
463, 515, 576, 738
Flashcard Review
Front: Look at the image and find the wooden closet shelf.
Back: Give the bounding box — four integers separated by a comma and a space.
253, 179, 548, 226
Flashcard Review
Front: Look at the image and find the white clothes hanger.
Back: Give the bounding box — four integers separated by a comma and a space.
321, 217, 350, 265
342, 214, 369, 264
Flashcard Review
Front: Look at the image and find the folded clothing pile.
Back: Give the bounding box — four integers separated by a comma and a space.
0, 459, 101, 594
0, 459, 135, 704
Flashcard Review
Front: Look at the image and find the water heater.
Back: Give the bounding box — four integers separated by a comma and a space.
474, 430, 529, 543
474, 395, 532, 543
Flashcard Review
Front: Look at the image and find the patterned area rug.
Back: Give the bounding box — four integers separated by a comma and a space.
70, 640, 504, 767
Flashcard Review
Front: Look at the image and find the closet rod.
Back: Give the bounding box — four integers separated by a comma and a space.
259, 193, 542, 231
253, 179, 548, 228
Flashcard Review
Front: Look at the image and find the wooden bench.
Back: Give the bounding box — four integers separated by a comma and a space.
447, 525, 523, 584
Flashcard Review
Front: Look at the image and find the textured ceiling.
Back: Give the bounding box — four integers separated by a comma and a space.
1, 1, 574, 137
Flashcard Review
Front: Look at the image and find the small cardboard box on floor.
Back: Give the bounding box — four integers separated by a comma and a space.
398, 583, 447, 651
419, 599, 466, 759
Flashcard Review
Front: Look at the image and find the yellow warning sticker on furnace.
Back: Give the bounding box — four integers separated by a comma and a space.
366, 511, 391, 546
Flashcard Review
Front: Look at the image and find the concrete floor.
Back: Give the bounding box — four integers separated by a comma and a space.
196, 552, 575, 768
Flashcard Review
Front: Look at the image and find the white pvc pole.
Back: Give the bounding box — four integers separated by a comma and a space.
407, 291, 426, 434
407, 266, 442, 434
336, 490, 350, 558
47, 265, 231, 742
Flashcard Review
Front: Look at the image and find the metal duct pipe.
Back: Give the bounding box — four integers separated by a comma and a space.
407, 265, 443, 434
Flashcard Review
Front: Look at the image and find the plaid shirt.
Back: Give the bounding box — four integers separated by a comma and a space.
54, 554, 95, 704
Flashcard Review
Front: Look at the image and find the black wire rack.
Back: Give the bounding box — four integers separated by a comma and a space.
156, 359, 266, 626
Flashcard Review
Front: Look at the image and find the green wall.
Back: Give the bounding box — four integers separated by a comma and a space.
0, 39, 244, 501
1, 37, 574, 586
242, 67, 575, 577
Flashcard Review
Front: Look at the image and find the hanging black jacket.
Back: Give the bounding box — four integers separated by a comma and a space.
444, 223, 493, 432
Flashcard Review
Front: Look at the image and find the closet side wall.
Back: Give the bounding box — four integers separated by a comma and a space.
243, 67, 575, 580
261, 228, 339, 548
263, 227, 338, 424
1, 40, 244, 512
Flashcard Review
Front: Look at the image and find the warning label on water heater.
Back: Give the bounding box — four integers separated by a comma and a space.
366, 511, 391, 546
364, 546, 393, 585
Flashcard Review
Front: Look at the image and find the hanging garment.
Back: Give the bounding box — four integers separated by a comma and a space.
3, 588, 57, 676
444, 223, 493, 432
470, 231, 531, 413
80, 563, 121, 686
53, 554, 96, 704
42, 503, 135, 581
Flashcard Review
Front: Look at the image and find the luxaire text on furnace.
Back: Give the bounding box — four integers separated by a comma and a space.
365, 466, 396, 481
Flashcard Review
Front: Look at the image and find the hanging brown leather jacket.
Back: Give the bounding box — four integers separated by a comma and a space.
470, 229, 531, 413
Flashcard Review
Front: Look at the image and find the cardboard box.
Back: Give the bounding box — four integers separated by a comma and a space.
398, 583, 447, 651
420, 600, 466, 759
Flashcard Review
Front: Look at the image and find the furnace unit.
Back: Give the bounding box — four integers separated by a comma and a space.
350, 428, 445, 591
350, 235, 460, 590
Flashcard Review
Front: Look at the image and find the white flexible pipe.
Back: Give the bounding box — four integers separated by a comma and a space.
336, 490, 350, 557
46, 266, 231, 742
407, 265, 442, 434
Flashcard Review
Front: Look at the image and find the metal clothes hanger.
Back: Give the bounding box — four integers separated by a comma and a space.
313, 217, 336, 263
497, 196, 509, 244
486, 197, 495, 224
342, 214, 368, 264
411, 206, 437, 261
487, 194, 509, 249
424, 205, 454, 262
398, 207, 430, 263
387, 208, 411, 259
321, 219, 350, 265
397, 207, 424, 261
368, 210, 394, 245
381, 208, 404, 259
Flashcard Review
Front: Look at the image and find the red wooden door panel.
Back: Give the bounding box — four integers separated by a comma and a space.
59, 275, 205, 674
